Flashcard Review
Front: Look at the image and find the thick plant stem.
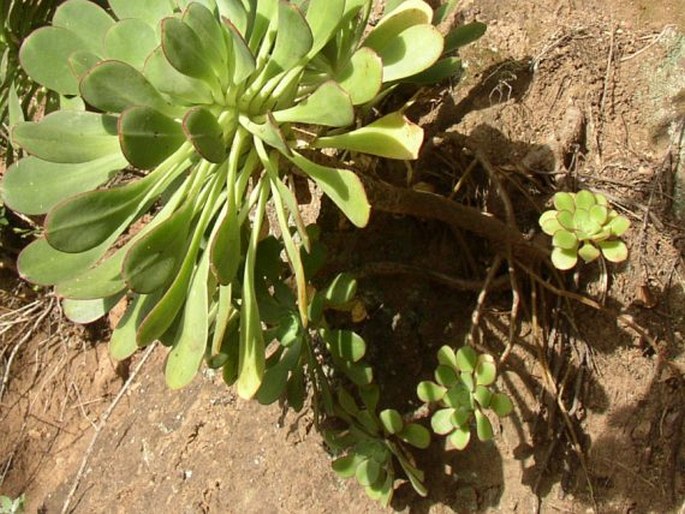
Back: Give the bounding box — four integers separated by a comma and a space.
357, 174, 549, 263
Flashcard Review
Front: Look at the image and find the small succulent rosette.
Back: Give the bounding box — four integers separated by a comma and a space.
417, 345, 513, 450
539, 190, 630, 270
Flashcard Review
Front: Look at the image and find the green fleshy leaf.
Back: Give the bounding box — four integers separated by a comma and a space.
557, 210, 575, 230
268, 1, 312, 74
245, 0, 277, 53
53, 0, 114, 55
431, 408, 455, 435
575, 190, 596, 210
598, 240, 629, 263
332, 454, 359, 478
68, 51, 101, 80
460, 371, 475, 392
577, 242, 601, 263
433, 0, 457, 24
223, 19, 256, 84
336, 47, 383, 105
324, 273, 357, 306
122, 203, 194, 293
450, 406, 471, 428
8, 83, 24, 127
396, 454, 427, 497
449, 425, 471, 450
552, 229, 578, 250
144, 46, 214, 105
473, 385, 493, 408
367, 24, 443, 82
19, 26, 86, 95
608, 215, 630, 237
110, 295, 147, 360
80, 60, 180, 117
312, 111, 423, 160
339, 360, 374, 387
490, 392, 514, 417
62, 294, 123, 324
475, 409, 494, 441
182, 107, 227, 163
272, 81, 354, 127
288, 152, 370, 228
59, 95, 86, 111
553, 192, 575, 212
321, 328, 366, 362
359, 384, 380, 412
256, 338, 302, 405
539, 210, 563, 236
437, 345, 458, 369
367, 471, 393, 506
165, 254, 209, 389
416, 380, 446, 402
364, 0, 433, 52
399, 423, 431, 449
356, 458, 381, 487
104, 19, 158, 69
183, 2, 230, 85
475, 354, 497, 386
455, 345, 477, 373
207, 283, 236, 363
379, 409, 404, 434
551, 246, 578, 270
135, 214, 206, 348
435, 364, 458, 387
108, 0, 175, 28
589, 204, 609, 225
45, 176, 152, 253
216, 0, 249, 35
304, 0, 346, 57
336, 388, 359, 416
17, 237, 111, 286
118, 106, 186, 169
55, 248, 127, 300
574, 208, 601, 237
236, 181, 269, 399
2, 153, 127, 215
210, 205, 242, 286
443, 383, 471, 408
444, 21, 487, 53
12, 111, 120, 164
161, 16, 218, 84
240, 114, 289, 154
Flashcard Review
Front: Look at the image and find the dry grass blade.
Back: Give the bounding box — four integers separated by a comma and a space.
0, 295, 56, 403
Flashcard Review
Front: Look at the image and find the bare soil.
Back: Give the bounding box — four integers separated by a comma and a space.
2, 1, 685, 513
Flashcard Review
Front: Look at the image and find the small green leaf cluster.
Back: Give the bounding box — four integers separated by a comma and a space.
0, 494, 24, 514
539, 190, 630, 270
417, 346, 513, 450
327, 385, 430, 506
248, 239, 373, 410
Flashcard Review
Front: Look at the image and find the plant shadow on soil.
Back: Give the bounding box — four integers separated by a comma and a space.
312, 58, 684, 508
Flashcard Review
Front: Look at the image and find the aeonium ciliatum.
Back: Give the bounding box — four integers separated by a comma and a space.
0, 0, 454, 398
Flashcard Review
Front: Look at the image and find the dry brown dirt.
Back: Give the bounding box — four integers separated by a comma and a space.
1, 1, 685, 513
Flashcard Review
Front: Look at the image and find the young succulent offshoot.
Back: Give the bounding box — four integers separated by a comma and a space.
417, 345, 513, 450
539, 190, 630, 271
328, 385, 431, 506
